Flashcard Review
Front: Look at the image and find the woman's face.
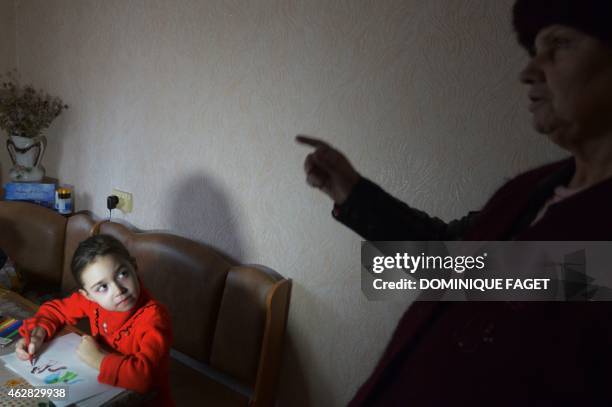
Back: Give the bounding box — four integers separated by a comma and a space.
519, 25, 612, 150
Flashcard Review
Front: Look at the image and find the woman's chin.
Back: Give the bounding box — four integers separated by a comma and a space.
533, 116, 569, 141
543, 128, 580, 152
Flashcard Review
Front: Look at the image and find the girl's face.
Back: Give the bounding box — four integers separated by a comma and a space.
79, 254, 141, 312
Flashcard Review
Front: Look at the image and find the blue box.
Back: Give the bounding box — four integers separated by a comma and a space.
4, 182, 56, 208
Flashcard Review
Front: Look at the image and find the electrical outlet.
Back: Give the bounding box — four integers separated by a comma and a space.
111, 189, 133, 213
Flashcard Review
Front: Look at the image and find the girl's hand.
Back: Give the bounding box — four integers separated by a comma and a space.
76, 335, 107, 370
15, 326, 47, 361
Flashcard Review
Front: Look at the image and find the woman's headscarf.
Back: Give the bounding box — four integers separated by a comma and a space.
513, 0, 612, 53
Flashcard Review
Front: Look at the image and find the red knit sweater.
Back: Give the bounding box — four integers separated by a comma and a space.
19, 286, 174, 406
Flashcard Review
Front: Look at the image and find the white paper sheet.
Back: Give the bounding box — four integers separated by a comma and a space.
0, 333, 124, 406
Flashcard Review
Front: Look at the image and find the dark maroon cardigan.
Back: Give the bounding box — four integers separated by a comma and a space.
338, 157, 612, 405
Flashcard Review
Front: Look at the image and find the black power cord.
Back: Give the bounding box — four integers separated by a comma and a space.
107, 195, 119, 220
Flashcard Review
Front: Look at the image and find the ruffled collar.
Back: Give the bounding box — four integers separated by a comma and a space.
94, 277, 151, 336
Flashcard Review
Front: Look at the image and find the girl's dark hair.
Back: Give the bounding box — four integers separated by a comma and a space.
71, 234, 137, 287
513, 0, 612, 54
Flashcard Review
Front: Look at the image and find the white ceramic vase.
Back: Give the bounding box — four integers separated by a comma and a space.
6, 135, 47, 182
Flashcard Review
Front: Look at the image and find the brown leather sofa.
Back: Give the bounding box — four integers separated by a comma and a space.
0, 201, 292, 406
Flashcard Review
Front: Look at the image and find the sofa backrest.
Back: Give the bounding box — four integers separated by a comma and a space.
0, 202, 291, 405
0, 201, 66, 286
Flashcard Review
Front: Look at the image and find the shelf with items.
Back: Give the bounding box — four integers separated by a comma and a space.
2, 179, 74, 216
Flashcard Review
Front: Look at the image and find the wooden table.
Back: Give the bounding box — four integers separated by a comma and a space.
0, 288, 145, 406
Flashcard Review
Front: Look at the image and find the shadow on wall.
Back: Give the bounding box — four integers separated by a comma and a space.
169, 173, 317, 405
277, 331, 312, 406
169, 172, 246, 264
276, 284, 336, 407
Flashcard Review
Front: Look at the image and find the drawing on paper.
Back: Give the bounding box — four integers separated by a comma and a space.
44, 371, 83, 385
29, 360, 84, 385
1, 333, 123, 406
30, 359, 66, 374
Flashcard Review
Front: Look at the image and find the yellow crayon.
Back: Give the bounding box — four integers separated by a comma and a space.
0, 318, 16, 330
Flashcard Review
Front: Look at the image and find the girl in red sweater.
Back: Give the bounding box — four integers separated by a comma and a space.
16, 234, 174, 406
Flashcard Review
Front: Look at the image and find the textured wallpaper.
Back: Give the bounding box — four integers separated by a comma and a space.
13, 0, 564, 405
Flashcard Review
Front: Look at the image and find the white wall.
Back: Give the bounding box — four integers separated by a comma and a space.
0, 0, 15, 184
14, 0, 564, 405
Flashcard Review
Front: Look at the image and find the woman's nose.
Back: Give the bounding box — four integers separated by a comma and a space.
519, 57, 545, 85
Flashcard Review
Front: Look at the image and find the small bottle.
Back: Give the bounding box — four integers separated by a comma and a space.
56, 187, 73, 215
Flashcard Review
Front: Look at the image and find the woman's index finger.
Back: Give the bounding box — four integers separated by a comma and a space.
296, 135, 330, 149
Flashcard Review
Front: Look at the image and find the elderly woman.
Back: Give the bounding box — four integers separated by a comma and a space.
299, 0, 612, 404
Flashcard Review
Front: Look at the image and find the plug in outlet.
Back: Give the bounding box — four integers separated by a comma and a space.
111, 189, 133, 213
